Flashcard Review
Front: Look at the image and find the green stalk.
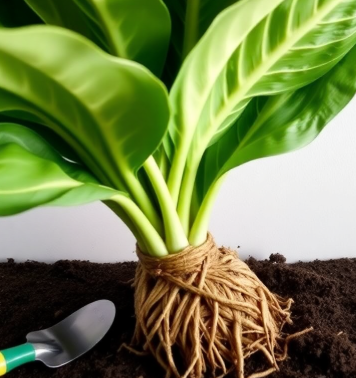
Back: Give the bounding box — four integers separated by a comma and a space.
189, 184, 200, 228
167, 142, 190, 206
176, 129, 220, 234
182, 0, 201, 60
168, 0, 203, 203
104, 199, 149, 253
111, 194, 168, 257
155, 147, 170, 182
189, 175, 227, 246
177, 155, 201, 234
144, 156, 189, 253
122, 169, 164, 237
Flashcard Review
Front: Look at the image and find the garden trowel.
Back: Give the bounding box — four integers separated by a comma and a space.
0, 299, 116, 375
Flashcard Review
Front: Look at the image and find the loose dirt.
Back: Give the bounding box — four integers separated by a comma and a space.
1, 254, 355, 378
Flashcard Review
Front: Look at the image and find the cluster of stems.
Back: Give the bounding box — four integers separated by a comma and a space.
108, 145, 224, 257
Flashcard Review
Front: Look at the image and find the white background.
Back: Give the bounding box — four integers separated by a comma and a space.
0, 97, 355, 264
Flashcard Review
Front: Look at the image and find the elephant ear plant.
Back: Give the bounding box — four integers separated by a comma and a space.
1, 0, 356, 377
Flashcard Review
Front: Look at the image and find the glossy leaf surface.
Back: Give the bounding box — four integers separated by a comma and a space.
0, 124, 122, 216
25, 0, 108, 51
0, 123, 95, 183
0, 26, 170, 190
0, 114, 83, 164
196, 44, 356, 204
168, 0, 356, 164
26, 0, 171, 76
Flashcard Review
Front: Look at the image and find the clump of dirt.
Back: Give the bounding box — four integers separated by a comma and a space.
269, 253, 287, 264
0, 255, 356, 378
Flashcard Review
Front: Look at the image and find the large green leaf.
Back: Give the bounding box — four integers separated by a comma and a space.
25, 0, 171, 76
161, 0, 238, 87
0, 114, 83, 164
0, 122, 168, 256
168, 0, 356, 168
196, 44, 356, 206
0, 125, 123, 216
0, 123, 95, 183
0, 26, 170, 192
0, 0, 42, 28
24, 0, 108, 52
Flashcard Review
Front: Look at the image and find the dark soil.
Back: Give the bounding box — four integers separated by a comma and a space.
1, 254, 356, 378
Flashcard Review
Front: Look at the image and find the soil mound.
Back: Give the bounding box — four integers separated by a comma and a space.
1, 256, 355, 378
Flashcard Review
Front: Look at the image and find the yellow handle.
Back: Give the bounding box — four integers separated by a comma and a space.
0, 352, 6, 376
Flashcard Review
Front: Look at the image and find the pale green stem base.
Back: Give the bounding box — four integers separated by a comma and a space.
104, 200, 149, 253
177, 156, 201, 234
167, 143, 191, 207
111, 194, 168, 257
122, 169, 164, 237
144, 157, 189, 253
189, 175, 227, 246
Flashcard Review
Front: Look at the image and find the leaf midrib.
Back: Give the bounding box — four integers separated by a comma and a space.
0, 180, 81, 195
219, 79, 327, 175
203, 0, 347, 146
77, 0, 127, 58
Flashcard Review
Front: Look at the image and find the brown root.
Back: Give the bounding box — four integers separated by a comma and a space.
125, 234, 312, 378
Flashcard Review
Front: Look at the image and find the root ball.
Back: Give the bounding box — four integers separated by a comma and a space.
126, 234, 311, 378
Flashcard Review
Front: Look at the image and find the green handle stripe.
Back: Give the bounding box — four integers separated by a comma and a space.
0, 344, 36, 373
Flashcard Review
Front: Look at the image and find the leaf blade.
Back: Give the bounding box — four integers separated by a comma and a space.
26, 0, 171, 75
0, 122, 97, 183
0, 26, 170, 190
0, 143, 119, 216
169, 0, 356, 165
25, 0, 109, 51
196, 44, 356, 204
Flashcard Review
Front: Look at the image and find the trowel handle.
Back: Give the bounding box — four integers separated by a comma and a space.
0, 343, 35, 375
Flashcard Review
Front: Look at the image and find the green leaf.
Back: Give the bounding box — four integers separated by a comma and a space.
24, 0, 108, 52
0, 132, 122, 216
0, 114, 83, 164
0, 26, 170, 192
162, 0, 239, 87
168, 0, 356, 168
196, 44, 356, 206
25, 0, 171, 76
0, 123, 168, 256
0, 123, 96, 184
0, 0, 42, 28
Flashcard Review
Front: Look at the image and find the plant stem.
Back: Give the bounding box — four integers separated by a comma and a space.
111, 194, 169, 257
156, 147, 170, 182
177, 155, 201, 234
189, 184, 200, 227
189, 175, 227, 246
175, 132, 217, 234
182, 0, 201, 60
144, 156, 189, 253
122, 170, 164, 237
104, 199, 148, 253
167, 142, 190, 206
